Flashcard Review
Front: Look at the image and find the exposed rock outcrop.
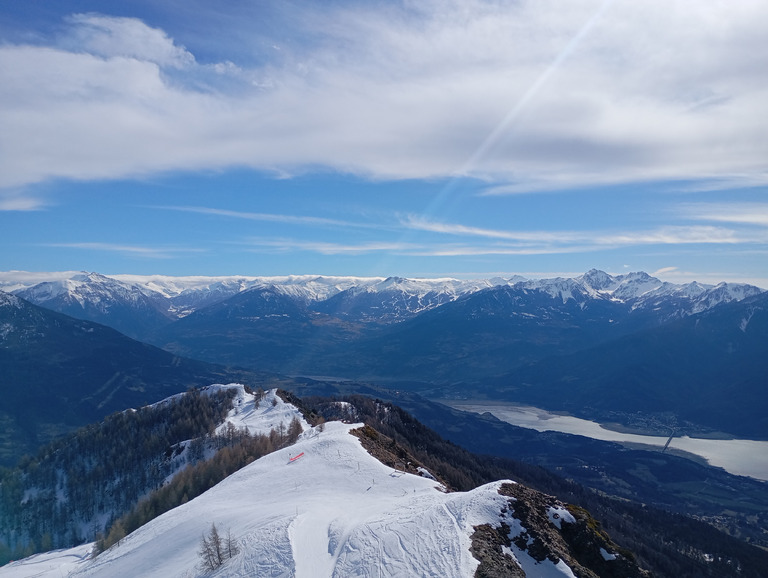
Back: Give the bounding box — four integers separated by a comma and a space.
471, 482, 651, 577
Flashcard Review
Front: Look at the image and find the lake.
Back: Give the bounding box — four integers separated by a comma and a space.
441, 401, 768, 482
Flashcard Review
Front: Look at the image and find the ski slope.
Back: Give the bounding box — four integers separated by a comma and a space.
1, 390, 579, 577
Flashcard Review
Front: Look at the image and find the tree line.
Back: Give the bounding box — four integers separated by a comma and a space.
95, 411, 303, 554
0, 388, 236, 564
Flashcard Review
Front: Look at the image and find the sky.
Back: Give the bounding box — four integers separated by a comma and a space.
1, 0, 767, 287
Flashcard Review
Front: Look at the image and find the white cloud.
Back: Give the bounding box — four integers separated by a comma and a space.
407, 245, 591, 257
63, 13, 195, 69
402, 215, 587, 244
652, 266, 679, 277
240, 217, 767, 261
0, 193, 46, 211
680, 203, 768, 226
242, 236, 590, 257
1, 1, 768, 191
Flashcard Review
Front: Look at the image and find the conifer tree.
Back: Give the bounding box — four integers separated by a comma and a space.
288, 416, 303, 441
225, 528, 240, 559
198, 523, 239, 572
198, 523, 223, 572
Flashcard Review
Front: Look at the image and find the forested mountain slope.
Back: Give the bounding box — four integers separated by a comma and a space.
0, 291, 264, 465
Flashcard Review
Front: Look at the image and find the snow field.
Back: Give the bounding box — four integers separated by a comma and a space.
12, 420, 510, 577
0, 544, 92, 578
210, 385, 311, 437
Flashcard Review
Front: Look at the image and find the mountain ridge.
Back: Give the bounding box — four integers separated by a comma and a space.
0, 290, 268, 465
3, 269, 762, 332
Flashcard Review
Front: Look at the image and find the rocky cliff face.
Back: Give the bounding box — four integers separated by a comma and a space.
471, 483, 650, 578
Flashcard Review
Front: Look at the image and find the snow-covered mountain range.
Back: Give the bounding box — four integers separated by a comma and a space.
0, 386, 646, 578
1, 269, 762, 335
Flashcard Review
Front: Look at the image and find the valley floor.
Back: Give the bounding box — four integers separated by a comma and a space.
443, 401, 768, 481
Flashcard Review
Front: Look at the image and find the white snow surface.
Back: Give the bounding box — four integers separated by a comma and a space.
153, 385, 310, 484
214, 385, 310, 437
151, 384, 307, 439
600, 547, 618, 561
359, 276, 497, 298
0, 415, 572, 578
547, 506, 576, 530
112, 274, 382, 301
0, 544, 93, 578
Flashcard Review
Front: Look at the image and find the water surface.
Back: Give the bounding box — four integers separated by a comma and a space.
443, 401, 768, 481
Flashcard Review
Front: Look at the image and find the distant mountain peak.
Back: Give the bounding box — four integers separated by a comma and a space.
382, 275, 407, 284
581, 268, 615, 290
0, 289, 22, 309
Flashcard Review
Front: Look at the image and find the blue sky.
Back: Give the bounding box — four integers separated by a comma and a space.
1, 1, 767, 286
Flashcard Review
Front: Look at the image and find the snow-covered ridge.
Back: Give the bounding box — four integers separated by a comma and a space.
12, 272, 154, 310
213, 384, 310, 438
112, 273, 383, 301
149, 384, 308, 439
151, 385, 311, 480
0, 387, 647, 578
0, 291, 22, 309
1, 422, 572, 578
0, 270, 85, 293
511, 269, 763, 311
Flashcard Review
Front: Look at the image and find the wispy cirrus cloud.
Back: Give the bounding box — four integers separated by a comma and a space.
401, 215, 582, 243
242, 220, 762, 260
155, 205, 385, 229
243, 238, 421, 255
679, 203, 768, 226
243, 236, 591, 257
591, 226, 764, 246
652, 266, 680, 278
62, 13, 196, 69
402, 215, 765, 247
42, 242, 205, 259
406, 245, 591, 257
